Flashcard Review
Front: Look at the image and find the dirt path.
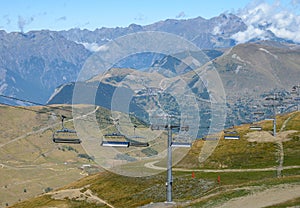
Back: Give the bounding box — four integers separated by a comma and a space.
48, 187, 115, 208
144, 160, 300, 172
276, 114, 296, 177
214, 183, 300, 208
276, 141, 284, 177
245, 114, 298, 178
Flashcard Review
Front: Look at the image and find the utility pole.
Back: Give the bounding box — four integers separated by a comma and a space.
151, 115, 190, 203
273, 104, 277, 137
101, 114, 190, 203
264, 92, 286, 178
166, 123, 173, 203
264, 92, 282, 137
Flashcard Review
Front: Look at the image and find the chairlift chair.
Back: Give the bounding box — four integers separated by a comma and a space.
101, 141, 129, 147
171, 142, 191, 147
224, 127, 240, 140
129, 142, 149, 147
249, 125, 262, 131
126, 125, 149, 147
104, 132, 125, 138
251, 112, 264, 131
224, 129, 238, 134
203, 137, 218, 141
52, 115, 81, 144
102, 131, 130, 147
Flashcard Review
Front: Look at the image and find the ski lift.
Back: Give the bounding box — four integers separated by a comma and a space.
52, 115, 81, 144
203, 137, 218, 141
224, 127, 240, 140
127, 125, 145, 140
129, 142, 149, 147
104, 132, 125, 138
101, 138, 149, 148
251, 111, 263, 131
102, 131, 130, 147
101, 141, 129, 147
249, 125, 262, 131
122, 125, 149, 147
171, 142, 191, 147
224, 134, 240, 140
224, 129, 238, 134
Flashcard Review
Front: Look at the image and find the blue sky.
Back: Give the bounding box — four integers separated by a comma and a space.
0, 0, 296, 32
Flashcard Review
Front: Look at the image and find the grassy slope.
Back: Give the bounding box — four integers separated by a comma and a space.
11, 170, 300, 208
0, 105, 100, 207
9, 111, 300, 207
176, 111, 300, 169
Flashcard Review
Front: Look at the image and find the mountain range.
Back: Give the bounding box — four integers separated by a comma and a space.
47, 41, 300, 134
59, 13, 247, 50
0, 13, 299, 114
0, 30, 91, 104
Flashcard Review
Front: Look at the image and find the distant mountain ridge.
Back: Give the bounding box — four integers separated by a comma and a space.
59, 13, 247, 50
0, 13, 299, 105
0, 30, 91, 104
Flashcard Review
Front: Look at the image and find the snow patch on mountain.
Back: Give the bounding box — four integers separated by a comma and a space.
232, 54, 245, 62
259, 47, 278, 59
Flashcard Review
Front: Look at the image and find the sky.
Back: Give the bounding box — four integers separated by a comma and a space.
0, 0, 289, 32
1, 0, 300, 43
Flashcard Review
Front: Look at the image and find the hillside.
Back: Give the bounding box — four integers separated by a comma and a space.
0, 104, 103, 207
48, 42, 300, 129
0, 103, 171, 207
214, 42, 300, 97
8, 111, 300, 208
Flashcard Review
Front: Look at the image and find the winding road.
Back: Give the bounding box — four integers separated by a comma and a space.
144, 160, 300, 173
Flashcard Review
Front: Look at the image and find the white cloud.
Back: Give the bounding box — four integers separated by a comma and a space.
78, 42, 109, 52
176, 11, 187, 19
232, 25, 267, 43
232, 0, 300, 43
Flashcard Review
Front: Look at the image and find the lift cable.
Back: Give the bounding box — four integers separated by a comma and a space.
0, 94, 72, 112
0, 94, 145, 126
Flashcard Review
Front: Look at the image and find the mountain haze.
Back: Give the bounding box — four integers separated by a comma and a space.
60, 13, 247, 50
0, 13, 299, 106
48, 42, 300, 127
0, 30, 90, 104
